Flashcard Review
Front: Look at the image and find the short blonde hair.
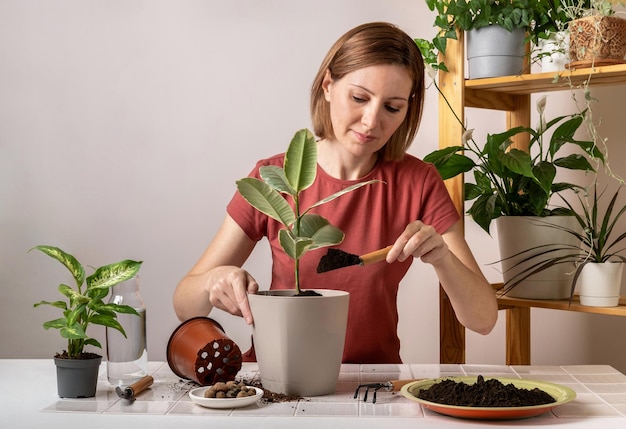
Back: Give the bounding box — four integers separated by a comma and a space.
310, 22, 425, 161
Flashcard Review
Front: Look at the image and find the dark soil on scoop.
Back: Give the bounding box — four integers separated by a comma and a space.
316, 248, 361, 273
417, 375, 556, 407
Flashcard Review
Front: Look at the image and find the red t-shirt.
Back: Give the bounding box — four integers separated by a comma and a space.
227, 153, 460, 363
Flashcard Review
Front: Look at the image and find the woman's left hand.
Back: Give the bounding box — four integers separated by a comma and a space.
386, 220, 450, 265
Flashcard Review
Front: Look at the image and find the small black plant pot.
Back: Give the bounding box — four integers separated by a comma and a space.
54, 354, 102, 398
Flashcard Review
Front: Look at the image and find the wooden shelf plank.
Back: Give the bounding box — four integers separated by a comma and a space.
497, 295, 626, 316
465, 64, 626, 110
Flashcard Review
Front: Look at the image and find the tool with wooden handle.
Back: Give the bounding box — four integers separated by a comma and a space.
115, 375, 154, 400
316, 245, 393, 273
354, 379, 424, 403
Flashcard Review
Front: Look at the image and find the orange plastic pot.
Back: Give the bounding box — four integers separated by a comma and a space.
166, 317, 242, 386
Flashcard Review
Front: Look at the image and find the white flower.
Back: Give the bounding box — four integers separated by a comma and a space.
536, 95, 547, 115
462, 129, 474, 145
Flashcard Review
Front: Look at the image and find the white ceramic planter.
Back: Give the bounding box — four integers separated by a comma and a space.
248, 289, 349, 396
467, 26, 525, 79
578, 262, 624, 307
497, 216, 580, 299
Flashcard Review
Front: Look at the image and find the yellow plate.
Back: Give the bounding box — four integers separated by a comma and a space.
401, 376, 576, 420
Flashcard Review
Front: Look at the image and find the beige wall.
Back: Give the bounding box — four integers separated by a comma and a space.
2, 0, 625, 373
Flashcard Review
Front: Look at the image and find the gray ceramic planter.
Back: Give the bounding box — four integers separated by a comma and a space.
54, 354, 102, 398
467, 25, 525, 79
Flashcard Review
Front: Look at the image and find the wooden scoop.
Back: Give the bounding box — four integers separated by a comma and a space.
316, 245, 393, 273
115, 375, 154, 400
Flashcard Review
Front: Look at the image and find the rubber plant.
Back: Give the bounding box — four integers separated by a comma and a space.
32, 245, 142, 358
236, 128, 380, 294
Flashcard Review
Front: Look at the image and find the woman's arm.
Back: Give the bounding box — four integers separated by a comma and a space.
387, 220, 498, 335
173, 214, 259, 324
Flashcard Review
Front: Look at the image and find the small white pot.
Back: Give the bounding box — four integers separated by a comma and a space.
578, 262, 624, 307
248, 289, 349, 396
539, 31, 570, 72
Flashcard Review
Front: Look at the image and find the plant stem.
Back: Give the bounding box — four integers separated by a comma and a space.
293, 196, 301, 294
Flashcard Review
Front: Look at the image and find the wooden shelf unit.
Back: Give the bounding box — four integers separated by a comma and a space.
436, 34, 626, 366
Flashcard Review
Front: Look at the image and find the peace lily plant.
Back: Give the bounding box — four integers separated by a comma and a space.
32, 245, 142, 358
424, 95, 604, 234
236, 128, 379, 295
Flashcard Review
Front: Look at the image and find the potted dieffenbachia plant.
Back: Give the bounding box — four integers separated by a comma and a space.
31, 245, 142, 398
235, 128, 380, 396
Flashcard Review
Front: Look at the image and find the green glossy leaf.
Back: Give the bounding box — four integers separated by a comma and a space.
59, 284, 89, 308
84, 338, 102, 349
42, 317, 67, 330
237, 178, 296, 227
60, 322, 86, 340
34, 300, 67, 310
90, 314, 127, 337
532, 161, 556, 195
66, 303, 87, 328
467, 193, 498, 234
284, 129, 317, 193
259, 165, 295, 195
308, 180, 382, 212
424, 147, 476, 180
298, 214, 345, 249
100, 303, 139, 316
553, 154, 595, 171
278, 229, 313, 260
30, 245, 85, 288
464, 183, 482, 200
500, 149, 535, 178
86, 260, 142, 291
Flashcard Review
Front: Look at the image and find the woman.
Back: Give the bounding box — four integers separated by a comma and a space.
173, 22, 497, 364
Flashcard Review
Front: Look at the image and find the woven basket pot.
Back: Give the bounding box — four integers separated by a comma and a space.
568, 15, 626, 67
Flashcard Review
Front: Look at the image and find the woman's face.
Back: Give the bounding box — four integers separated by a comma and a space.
322, 63, 412, 159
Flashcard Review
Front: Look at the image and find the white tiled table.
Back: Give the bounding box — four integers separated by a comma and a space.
3, 359, 626, 428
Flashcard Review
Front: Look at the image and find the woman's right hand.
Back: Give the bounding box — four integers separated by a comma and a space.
205, 266, 258, 325
173, 215, 259, 324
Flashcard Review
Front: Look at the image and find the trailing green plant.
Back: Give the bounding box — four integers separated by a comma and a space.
236, 129, 380, 294
424, 95, 604, 234
561, 0, 622, 19
31, 245, 142, 358
498, 184, 626, 297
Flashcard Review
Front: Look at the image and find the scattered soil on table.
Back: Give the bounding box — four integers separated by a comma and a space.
242, 378, 305, 403
417, 375, 556, 407
316, 248, 360, 273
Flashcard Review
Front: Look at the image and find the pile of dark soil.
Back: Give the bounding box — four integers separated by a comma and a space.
242, 378, 305, 403
417, 375, 556, 407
